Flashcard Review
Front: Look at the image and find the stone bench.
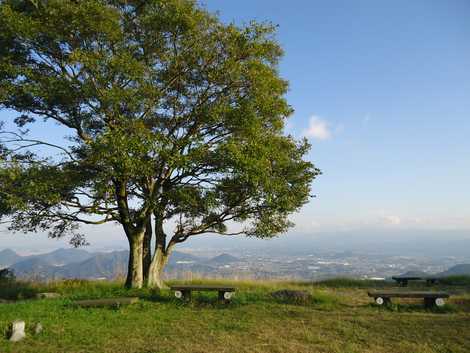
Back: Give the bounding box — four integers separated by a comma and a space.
170, 285, 236, 303
368, 290, 450, 307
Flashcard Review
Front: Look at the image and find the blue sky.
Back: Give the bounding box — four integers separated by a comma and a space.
204, 0, 470, 233
1, 0, 469, 252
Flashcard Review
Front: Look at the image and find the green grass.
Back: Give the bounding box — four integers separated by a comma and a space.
0, 279, 469, 353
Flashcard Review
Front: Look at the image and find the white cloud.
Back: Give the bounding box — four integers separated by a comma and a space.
382, 215, 401, 226
374, 210, 402, 226
291, 207, 470, 233
303, 116, 332, 140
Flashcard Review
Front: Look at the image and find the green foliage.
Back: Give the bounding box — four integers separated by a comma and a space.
0, 268, 15, 284
0, 0, 319, 250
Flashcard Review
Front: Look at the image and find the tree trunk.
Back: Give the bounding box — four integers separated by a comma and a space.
142, 218, 152, 282
125, 232, 145, 289
146, 215, 171, 289
147, 246, 171, 289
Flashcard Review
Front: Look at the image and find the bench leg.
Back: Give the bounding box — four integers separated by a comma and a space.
424, 298, 435, 308
374, 297, 391, 306
182, 290, 191, 302
218, 291, 225, 303
424, 297, 445, 308
218, 291, 233, 304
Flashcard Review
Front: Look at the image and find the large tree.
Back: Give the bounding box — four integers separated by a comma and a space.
0, 0, 319, 288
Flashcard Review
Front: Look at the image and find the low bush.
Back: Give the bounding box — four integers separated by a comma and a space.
0, 268, 15, 284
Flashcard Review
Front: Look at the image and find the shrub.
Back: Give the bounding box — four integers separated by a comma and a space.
0, 270, 38, 300
0, 268, 15, 284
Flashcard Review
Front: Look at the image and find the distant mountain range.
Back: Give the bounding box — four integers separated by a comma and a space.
0, 249, 243, 280
2, 247, 470, 281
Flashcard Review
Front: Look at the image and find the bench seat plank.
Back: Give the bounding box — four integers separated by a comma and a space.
170, 285, 236, 292
368, 291, 449, 298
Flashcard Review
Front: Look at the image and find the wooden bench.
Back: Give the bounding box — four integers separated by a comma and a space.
392, 276, 439, 287
170, 285, 236, 303
368, 290, 449, 307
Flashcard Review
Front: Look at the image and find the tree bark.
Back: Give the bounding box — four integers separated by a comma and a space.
147, 246, 171, 289
125, 232, 145, 289
147, 215, 171, 289
142, 218, 152, 282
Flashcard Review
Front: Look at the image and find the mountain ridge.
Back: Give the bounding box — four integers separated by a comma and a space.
0, 249, 22, 267
2, 248, 211, 280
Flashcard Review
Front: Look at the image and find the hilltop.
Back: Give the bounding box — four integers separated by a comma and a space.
204, 253, 241, 265
0, 279, 469, 353
438, 264, 470, 277
397, 264, 470, 278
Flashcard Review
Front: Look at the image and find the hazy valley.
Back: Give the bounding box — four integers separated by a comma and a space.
2, 245, 470, 282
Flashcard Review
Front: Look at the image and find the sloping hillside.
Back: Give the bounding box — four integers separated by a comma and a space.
396, 270, 430, 277
0, 279, 469, 353
8, 250, 212, 280
0, 249, 22, 268
58, 251, 129, 279
1, 248, 92, 269
205, 253, 241, 265
10, 251, 128, 280
438, 264, 470, 277
10, 257, 54, 279
25, 248, 92, 266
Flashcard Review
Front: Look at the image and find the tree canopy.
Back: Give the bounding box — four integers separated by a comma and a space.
0, 0, 319, 288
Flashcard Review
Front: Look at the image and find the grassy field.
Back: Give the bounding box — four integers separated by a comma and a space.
1, 278, 470, 353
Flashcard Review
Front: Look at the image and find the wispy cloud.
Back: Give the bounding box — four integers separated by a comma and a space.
382, 215, 401, 226
375, 210, 402, 227
303, 115, 332, 140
